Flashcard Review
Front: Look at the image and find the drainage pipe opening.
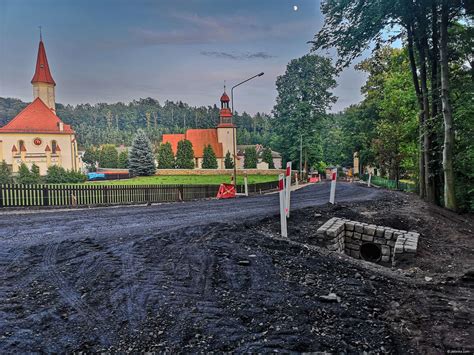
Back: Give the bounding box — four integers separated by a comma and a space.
360, 243, 382, 262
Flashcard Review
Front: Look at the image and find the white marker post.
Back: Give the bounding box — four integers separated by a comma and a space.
368, 173, 372, 187
279, 173, 288, 237
329, 168, 337, 204
244, 174, 249, 196
285, 162, 292, 218
295, 172, 299, 189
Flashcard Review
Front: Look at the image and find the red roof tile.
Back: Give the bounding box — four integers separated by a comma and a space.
185, 129, 223, 158
162, 129, 224, 158
0, 98, 74, 134
31, 40, 56, 85
162, 134, 185, 154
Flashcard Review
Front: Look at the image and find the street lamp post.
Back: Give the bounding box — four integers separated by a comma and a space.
230, 72, 264, 185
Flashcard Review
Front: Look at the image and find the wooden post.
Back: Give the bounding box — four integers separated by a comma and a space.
42, 185, 49, 206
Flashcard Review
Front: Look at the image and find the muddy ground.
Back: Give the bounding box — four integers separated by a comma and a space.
0, 184, 472, 353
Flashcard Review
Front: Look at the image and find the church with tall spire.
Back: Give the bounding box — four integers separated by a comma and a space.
0, 36, 81, 175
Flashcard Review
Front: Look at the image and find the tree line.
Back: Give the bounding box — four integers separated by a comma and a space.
0, 97, 277, 149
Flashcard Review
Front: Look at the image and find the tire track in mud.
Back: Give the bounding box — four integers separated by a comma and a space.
41, 240, 116, 346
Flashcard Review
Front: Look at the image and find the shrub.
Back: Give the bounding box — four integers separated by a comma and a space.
99, 145, 119, 168
157, 142, 175, 169
118, 150, 129, 169
224, 151, 234, 169
202, 144, 218, 169
0, 160, 12, 184
262, 147, 275, 169
175, 140, 195, 169
244, 147, 257, 169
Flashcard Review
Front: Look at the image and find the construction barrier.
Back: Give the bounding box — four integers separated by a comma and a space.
216, 183, 236, 199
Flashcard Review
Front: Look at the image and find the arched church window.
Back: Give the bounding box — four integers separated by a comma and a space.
51, 140, 58, 154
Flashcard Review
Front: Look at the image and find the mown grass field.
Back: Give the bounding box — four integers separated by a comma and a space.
88, 174, 279, 185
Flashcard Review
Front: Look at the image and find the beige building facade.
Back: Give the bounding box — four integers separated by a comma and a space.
0, 38, 81, 175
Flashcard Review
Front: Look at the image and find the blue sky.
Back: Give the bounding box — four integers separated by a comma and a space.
0, 0, 367, 114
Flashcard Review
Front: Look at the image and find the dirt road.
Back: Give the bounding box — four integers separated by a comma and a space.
0, 182, 472, 353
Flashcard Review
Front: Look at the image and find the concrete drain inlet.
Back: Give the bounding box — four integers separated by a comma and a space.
316, 217, 419, 266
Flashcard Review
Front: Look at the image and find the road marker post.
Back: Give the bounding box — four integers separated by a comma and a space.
244, 173, 249, 196
285, 162, 292, 218
329, 168, 337, 204
295, 172, 299, 189
368, 173, 372, 187
279, 173, 288, 237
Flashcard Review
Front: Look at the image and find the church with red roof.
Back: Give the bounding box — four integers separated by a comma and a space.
162, 91, 237, 168
0, 37, 81, 175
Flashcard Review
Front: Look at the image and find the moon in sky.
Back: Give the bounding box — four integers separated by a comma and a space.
293, 5, 298, 11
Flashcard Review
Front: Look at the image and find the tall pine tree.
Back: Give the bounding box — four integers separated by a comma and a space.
129, 129, 156, 176
244, 147, 258, 169
224, 151, 234, 169
175, 140, 195, 169
202, 144, 218, 169
262, 147, 275, 169
157, 142, 175, 169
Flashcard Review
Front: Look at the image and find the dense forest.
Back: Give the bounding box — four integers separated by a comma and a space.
0, 97, 277, 149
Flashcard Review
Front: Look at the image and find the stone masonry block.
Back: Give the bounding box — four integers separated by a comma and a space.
384, 230, 394, 240
345, 222, 355, 231
363, 225, 376, 236
354, 224, 364, 233
362, 234, 374, 242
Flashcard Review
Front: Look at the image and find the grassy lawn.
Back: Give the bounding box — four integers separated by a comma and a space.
88, 174, 279, 186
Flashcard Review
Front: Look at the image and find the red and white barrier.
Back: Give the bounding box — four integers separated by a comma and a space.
329, 168, 337, 204
285, 162, 292, 218
279, 173, 288, 237
217, 183, 236, 199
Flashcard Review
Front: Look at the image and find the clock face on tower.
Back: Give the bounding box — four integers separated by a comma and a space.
34, 138, 42, 146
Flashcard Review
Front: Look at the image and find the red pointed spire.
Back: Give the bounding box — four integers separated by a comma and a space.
45, 145, 51, 152
31, 40, 56, 86
11, 145, 17, 152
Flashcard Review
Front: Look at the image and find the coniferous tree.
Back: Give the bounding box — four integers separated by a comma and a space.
175, 140, 195, 169
224, 151, 234, 169
157, 142, 175, 169
202, 144, 218, 169
262, 147, 275, 169
99, 145, 119, 168
118, 150, 129, 169
244, 147, 258, 169
129, 129, 156, 176
0, 160, 12, 184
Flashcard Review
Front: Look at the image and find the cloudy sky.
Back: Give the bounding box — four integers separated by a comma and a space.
0, 0, 367, 114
